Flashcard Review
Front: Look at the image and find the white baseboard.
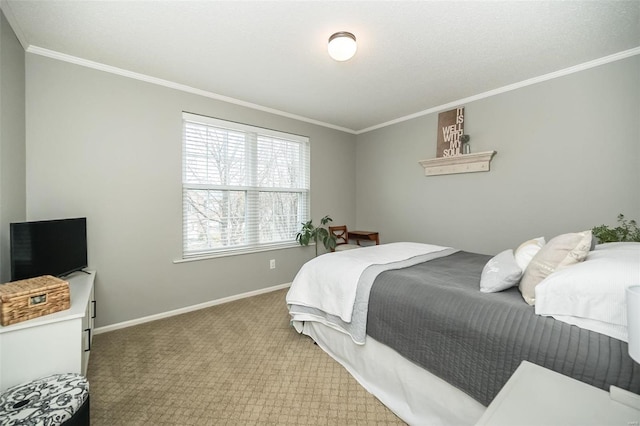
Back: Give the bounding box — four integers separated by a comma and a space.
94, 282, 292, 335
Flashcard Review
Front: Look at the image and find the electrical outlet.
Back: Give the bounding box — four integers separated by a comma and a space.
270, 259, 276, 269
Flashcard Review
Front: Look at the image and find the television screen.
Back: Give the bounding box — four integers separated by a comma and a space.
10, 217, 88, 281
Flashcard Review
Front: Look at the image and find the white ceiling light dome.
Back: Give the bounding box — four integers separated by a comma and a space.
328, 32, 357, 61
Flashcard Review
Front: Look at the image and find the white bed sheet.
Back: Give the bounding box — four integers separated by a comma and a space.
299, 320, 485, 426
287, 242, 451, 322
288, 244, 458, 344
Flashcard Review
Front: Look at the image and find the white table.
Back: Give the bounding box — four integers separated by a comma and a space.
476, 361, 640, 426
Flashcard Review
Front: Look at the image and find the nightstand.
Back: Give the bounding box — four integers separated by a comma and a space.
475, 361, 640, 426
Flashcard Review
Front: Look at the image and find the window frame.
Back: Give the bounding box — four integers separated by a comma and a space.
181, 112, 310, 260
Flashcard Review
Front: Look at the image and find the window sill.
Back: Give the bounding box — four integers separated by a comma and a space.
173, 242, 307, 263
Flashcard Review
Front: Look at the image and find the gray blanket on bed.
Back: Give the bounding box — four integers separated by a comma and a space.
366, 251, 640, 406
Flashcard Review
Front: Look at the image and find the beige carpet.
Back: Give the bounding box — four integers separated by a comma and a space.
87, 288, 406, 425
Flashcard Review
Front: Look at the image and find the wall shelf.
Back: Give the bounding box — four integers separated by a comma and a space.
419, 150, 497, 176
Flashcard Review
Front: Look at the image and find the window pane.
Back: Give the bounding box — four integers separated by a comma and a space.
257, 136, 304, 188
184, 122, 247, 186
258, 192, 302, 243
184, 189, 246, 252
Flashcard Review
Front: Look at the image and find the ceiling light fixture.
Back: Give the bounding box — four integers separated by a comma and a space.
328, 32, 357, 62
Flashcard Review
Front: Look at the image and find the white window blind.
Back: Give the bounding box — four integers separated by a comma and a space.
182, 112, 310, 258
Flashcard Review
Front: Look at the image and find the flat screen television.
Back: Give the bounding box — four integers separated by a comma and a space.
10, 217, 88, 281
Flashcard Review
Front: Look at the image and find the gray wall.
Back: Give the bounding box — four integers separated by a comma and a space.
0, 10, 26, 283
355, 56, 640, 255
19, 45, 640, 327
25, 54, 356, 327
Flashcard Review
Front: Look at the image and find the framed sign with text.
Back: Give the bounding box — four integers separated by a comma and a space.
436, 107, 464, 157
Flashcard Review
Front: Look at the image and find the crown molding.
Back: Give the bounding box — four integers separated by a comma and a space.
21, 41, 640, 137
356, 46, 640, 135
26, 45, 358, 135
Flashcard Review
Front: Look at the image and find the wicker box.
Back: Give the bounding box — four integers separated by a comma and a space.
0, 275, 70, 326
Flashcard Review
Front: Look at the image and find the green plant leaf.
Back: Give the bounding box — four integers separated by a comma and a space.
296, 215, 336, 255
592, 214, 640, 243
320, 215, 333, 226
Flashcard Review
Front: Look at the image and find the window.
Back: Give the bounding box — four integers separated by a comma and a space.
182, 112, 310, 258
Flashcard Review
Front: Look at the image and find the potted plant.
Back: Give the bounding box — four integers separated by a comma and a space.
592, 214, 640, 243
296, 215, 337, 256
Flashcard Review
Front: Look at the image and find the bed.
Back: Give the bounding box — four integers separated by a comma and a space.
286, 237, 640, 425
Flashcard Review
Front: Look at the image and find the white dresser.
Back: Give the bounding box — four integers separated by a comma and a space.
0, 271, 96, 391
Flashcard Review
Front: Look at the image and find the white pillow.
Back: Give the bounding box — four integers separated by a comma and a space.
519, 231, 592, 305
535, 242, 640, 341
480, 249, 523, 293
514, 237, 545, 271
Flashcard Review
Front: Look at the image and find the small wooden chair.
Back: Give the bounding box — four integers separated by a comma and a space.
329, 225, 360, 252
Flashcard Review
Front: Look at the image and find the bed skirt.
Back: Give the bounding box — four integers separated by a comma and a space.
299, 320, 485, 425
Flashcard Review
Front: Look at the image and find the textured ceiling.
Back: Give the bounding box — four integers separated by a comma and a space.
3, 1, 639, 133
